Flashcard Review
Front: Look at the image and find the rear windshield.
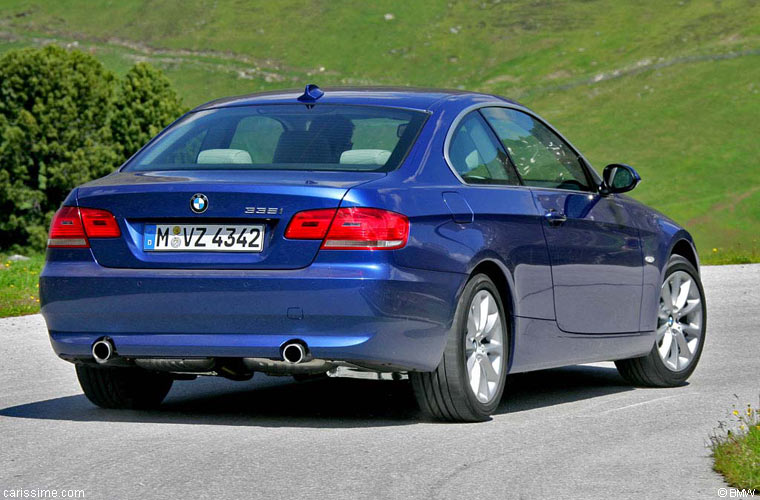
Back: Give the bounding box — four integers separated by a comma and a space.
125, 104, 429, 172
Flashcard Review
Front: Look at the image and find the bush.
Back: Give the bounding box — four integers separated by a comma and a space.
111, 63, 183, 160
0, 46, 184, 251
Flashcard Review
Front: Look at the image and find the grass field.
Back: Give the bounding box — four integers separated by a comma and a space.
713, 426, 760, 492
0, 254, 43, 317
711, 403, 760, 492
0, 0, 759, 264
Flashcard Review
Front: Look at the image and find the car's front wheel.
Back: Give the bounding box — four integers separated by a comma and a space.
76, 365, 174, 409
411, 274, 508, 422
615, 254, 707, 387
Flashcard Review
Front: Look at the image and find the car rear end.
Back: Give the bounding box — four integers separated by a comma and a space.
40, 100, 463, 376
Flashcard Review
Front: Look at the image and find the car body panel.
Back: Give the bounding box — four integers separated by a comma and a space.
77, 170, 384, 270
531, 189, 643, 334
341, 179, 556, 321
41, 254, 465, 371
194, 87, 513, 113
508, 317, 654, 373
622, 195, 699, 332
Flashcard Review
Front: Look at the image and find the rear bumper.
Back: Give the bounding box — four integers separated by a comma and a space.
40, 259, 465, 371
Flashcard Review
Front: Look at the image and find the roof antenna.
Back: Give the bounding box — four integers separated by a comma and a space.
297, 84, 324, 107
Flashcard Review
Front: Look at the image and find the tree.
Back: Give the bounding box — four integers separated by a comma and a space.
0, 47, 184, 251
0, 45, 117, 249
111, 62, 184, 161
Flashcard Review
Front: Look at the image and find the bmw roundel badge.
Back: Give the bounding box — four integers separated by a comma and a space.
190, 193, 208, 214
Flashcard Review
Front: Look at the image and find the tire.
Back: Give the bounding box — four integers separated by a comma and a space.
76, 364, 174, 410
615, 255, 707, 387
410, 274, 509, 422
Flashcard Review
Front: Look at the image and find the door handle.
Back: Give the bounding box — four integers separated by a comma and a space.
544, 210, 568, 226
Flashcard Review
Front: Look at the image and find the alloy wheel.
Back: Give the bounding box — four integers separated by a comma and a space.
465, 290, 505, 403
656, 270, 704, 371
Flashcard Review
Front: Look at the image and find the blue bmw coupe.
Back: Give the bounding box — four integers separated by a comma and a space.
40, 85, 706, 421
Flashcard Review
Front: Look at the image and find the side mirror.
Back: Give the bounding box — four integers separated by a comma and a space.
601, 163, 641, 194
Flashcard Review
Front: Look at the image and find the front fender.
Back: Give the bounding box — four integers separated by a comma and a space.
638, 212, 699, 331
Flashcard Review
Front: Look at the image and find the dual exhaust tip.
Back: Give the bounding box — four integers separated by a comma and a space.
91, 338, 309, 365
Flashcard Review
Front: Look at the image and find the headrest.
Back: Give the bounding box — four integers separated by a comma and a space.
339, 149, 391, 166
465, 150, 481, 171
197, 149, 253, 164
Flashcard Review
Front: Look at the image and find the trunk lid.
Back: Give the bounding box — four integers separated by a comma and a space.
77, 170, 382, 269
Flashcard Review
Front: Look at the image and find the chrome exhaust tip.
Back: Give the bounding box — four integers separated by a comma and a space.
92, 338, 114, 364
282, 342, 307, 364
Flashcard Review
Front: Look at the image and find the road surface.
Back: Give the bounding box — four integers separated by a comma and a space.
1, 264, 758, 499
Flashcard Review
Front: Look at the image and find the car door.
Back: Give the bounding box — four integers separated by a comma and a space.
443, 110, 556, 321
481, 107, 643, 334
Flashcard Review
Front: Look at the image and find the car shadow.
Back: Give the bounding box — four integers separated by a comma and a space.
0, 365, 634, 427
497, 363, 635, 415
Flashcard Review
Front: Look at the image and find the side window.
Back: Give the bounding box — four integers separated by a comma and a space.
448, 112, 519, 185
480, 107, 591, 191
229, 116, 284, 164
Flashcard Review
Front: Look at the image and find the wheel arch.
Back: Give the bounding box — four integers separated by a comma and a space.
669, 237, 700, 273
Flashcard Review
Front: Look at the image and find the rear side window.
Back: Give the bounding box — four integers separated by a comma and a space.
447, 112, 520, 185
481, 107, 591, 191
127, 104, 428, 172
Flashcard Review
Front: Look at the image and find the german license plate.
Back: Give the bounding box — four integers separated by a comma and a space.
143, 224, 265, 252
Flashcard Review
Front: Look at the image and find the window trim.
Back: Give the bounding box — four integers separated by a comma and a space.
443, 102, 602, 192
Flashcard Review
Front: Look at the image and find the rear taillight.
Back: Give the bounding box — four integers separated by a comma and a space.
48, 206, 88, 248
80, 208, 121, 238
285, 207, 409, 250
323, 208, 408, 250
284, 208, 337, 240
48, 206, 120, 248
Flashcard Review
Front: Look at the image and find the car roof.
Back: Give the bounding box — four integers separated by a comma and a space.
193, 86, 520, 112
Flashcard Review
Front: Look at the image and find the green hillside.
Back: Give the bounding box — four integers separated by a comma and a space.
1, 0, 759, 263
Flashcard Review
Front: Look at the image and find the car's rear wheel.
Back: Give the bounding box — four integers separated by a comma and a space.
410, 274, 508, 422
76, 365, 173, 409
615, 255, 706, 387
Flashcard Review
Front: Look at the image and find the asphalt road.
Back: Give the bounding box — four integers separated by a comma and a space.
1, 264, 758, 500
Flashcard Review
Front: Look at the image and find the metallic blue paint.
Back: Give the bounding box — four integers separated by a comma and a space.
531, 189, 643, 334
40, 87, 699, 374
76, 170, 383, 270
42, 256, 463, 370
